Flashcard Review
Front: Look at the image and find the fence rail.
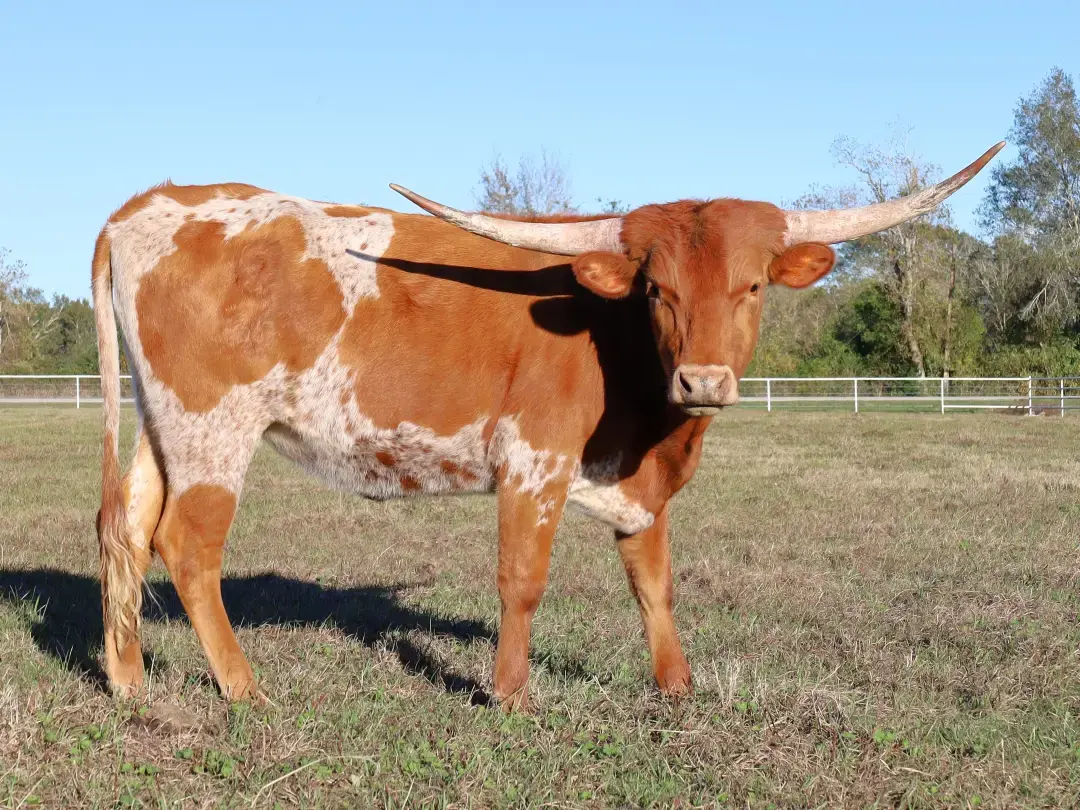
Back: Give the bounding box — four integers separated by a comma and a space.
3, 374, 1080, 415
737, 376, 1079, 415
0, 374, 136, 408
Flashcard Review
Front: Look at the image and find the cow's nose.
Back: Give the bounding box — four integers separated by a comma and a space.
670, 364, 739, 415
674, 368, 698, 397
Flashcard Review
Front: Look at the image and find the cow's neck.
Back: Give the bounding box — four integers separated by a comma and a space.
583, 298, 715, 507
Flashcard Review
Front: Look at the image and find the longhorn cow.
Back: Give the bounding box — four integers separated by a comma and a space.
94, 143, 1003, 705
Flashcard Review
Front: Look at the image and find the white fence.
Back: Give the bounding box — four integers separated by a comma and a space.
740, 376, 1079, 415
0, 375, 137, 408
2, 374, 1079, 415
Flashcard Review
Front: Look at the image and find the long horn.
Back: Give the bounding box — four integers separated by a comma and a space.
389, 184, 623, 256
784, 141, 1005, 246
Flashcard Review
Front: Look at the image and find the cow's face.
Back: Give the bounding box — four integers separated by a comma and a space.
571, 201, 835, 416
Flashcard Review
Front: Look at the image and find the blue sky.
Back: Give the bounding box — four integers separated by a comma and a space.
2, 0, 1077, 298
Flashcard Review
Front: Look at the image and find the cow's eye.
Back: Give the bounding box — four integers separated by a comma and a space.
750, 283, 760, 294
645, 280, 662, 299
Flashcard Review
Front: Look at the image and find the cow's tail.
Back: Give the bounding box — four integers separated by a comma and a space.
93, 229, 141, 646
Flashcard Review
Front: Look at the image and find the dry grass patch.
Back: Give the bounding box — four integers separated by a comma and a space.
2, 407, 1080, 807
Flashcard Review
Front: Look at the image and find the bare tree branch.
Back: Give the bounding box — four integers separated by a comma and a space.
474, 150, 576, 217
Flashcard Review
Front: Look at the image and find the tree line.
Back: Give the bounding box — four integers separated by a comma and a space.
2, 68, 1078, 378
0, 248, 98, 373
754, 67, 1080, 379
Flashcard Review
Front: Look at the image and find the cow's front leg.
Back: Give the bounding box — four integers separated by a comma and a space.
493, 474, 568, 710
617, 505, 691, 696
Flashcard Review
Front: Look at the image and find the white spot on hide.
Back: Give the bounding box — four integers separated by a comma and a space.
568, 455, 655, 535
489, 418, 575, 525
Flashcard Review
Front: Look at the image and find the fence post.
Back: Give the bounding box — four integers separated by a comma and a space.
940, 377, 945, 414
75, 376, 80, 410
766, 378, 772, 413
853, 378, 859, 414
1027, 376, 1033, 416
1061, 378, 1065, 417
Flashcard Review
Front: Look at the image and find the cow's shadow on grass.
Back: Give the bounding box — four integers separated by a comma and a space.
0, 568, 495, 704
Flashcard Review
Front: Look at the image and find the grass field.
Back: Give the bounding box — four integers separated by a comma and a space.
3, 407, 1080, 808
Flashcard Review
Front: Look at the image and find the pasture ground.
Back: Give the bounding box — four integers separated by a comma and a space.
2, 407, 1080, 808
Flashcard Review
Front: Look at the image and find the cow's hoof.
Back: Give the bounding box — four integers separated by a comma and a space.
222, 680, 265, 704
495, 688, 531, 714
656, 664, 692, 698
108, 679, 143, 700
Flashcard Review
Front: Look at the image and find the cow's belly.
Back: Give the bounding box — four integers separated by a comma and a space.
266, 419, 655, 533
263, 418, 496, 500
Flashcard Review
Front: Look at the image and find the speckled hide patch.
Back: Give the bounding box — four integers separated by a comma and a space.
262, 338, 497, 499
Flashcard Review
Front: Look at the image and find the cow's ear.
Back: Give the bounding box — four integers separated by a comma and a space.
769, 243, 836, 289
572, 252, 637, 299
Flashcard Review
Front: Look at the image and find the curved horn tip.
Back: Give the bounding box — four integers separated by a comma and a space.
978, 140, 1007, 165
941, 142, 1006, 192
389, 184, 439, 213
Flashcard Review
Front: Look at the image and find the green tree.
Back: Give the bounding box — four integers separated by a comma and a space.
0, 248, 37, 371
983, 67, 1080, 236
830, 282, 911, 374
34, 295, 99, 373
0, 249, 100, 373
920, 227, 988, 377
749, 284, 851, 376
980, 67, 1080, 339
965, 233, 1029, 345
796, 129, 977, 376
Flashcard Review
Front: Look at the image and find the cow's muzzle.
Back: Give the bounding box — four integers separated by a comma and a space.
669, 364, 739, 416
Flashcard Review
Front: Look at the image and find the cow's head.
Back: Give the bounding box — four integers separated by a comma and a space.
391, 142, 1002, 417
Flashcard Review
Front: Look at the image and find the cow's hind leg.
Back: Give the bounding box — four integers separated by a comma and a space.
154, 480, 258, 700
101, 432, 166, 695
616, 505, 691, 696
